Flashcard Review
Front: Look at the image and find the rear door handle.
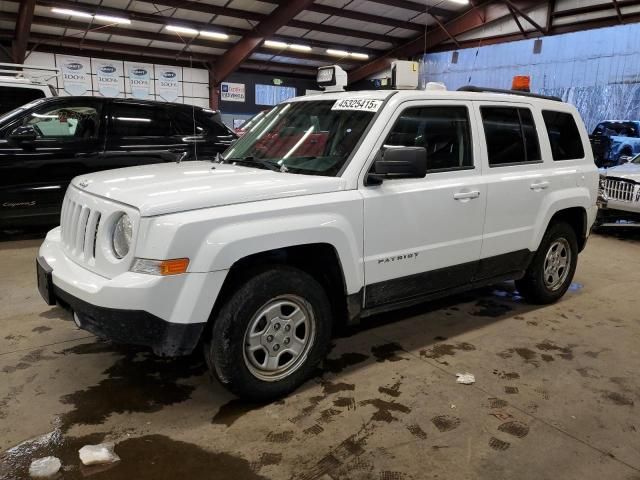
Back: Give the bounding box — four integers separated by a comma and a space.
453, 191, 481, 200
530, 181, 550, 190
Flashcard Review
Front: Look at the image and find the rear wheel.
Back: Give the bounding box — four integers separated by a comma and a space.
516, 222, 578, 305
205, 266, 332, 401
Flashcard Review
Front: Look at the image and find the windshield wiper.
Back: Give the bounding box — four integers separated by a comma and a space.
225, 156, 285, 172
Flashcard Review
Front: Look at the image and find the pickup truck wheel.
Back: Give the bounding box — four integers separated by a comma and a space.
516, 222, 578, 305
206, 266, 332, 401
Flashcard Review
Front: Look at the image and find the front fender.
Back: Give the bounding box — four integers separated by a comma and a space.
136, 192, 365, 295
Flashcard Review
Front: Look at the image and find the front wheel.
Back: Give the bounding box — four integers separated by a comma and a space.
205, 266, 332, 401
516, 222, 578, 305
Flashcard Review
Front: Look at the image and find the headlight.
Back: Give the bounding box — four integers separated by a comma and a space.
112, 213, 133, 259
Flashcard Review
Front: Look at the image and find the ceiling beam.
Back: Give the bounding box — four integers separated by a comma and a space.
552, 0, 640, 18
303, 4, 425, 32
502, 0, 545, 34
12, 0, 36, 63
348, 0, 544, 83
365, 0, 456, 17
213, 0, 316, 84
30, 0, 387, 51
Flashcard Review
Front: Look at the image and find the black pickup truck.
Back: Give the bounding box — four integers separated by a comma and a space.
0, 96, 236, 228
589, 120, 640, 168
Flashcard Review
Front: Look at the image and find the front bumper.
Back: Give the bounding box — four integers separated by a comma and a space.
37, 228, 228, 356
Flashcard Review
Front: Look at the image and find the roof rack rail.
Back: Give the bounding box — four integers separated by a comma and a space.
0, 63, 60, 82
457, 85, 562, 102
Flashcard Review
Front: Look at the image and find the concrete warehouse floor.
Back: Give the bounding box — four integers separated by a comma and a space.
0, 229, 639, 480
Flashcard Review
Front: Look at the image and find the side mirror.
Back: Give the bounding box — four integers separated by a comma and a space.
366, 146, 427, 185
619, 155, 633, 164
9, 125, 37, 144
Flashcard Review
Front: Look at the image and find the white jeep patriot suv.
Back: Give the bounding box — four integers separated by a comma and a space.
37, 82, 598, 400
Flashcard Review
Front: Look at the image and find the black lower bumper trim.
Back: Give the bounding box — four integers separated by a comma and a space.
54, 287, 206, 357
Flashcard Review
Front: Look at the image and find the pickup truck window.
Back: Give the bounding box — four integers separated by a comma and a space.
384, 106, 473, 172
23, 105, 99, 138
542, 110, 585, 161
110, 104, 172, 137
223, 100, 377, 176
481, 106, 541, 167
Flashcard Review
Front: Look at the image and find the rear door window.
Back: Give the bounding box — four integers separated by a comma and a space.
481, 106, 541, 166
109, 103, 172, 137
542, 111, 585, 160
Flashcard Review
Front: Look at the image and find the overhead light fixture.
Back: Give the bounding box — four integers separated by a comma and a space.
94, 14, 131, 24
166, 25, 199, 35
350, 52, 369, 60
264, 40, 288, 49
326, 49, 349, 57
51, 8, 93, 18
200, 30, 229, 40
447, 0, 469, 4
289, 44, 312, 52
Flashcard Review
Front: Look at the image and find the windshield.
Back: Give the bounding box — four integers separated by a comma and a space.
223, 99, 378, 176
631, 154, 640, 164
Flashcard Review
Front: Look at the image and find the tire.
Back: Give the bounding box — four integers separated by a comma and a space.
516, 222, 578, 305
205, 266, 332, 401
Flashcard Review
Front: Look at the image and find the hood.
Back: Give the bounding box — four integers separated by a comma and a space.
603, 162, 640, 182
72, 161, 346, 216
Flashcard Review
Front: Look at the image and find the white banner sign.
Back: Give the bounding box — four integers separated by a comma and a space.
157, 66, 180, 102
94, 60, 121, 97
59, 55, 91, 96
221, 82, 245, 102
128, 64, 151, 99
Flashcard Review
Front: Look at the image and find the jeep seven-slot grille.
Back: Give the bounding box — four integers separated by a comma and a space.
601, 178, 640, 204
60, 196, 101, 260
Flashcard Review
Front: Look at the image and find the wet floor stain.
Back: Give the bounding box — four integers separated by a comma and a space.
406, 424, 427, 440
303, 424, 324, 435
535, 341, 574, 360
359, 399, 411, 423
251, 452, 282, 470
488, 437, 510, 451
504, 386, 519, 395
471, 299, 513, 318
31, 326, 52, 334
431, 415, 460, 432
379, 471, 406, 480
498, 421, 530, 438
602, 391, 634, 406
333, 397, 357, 410
497, 347, 537, 362
492, 370, 520, 380
58, 345, 206, 431
378, 381, 402, 398
265, 431, 293, 443
212, 399, 265, 427
1, 349, 56, 374
488, 398, 508, 409
420, 342, 476, 360
323, 352, 369, 374
322, 381, 355, 395
371, 343, 406, 362
1, 432, 269, 480
541, 354, 555, 362
318, 407, 343, 424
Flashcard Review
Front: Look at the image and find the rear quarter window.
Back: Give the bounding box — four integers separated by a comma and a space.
542, 111, 585, 161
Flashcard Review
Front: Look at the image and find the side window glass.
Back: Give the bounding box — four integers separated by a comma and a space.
481, 106, 541, 167
23, 104, 99, 138
384, 106, 473, 172
110, 104, 172, 137
172, 109, 208, 136
542, 110, 585, 161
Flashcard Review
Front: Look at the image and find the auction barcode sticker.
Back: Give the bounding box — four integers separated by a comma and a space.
331, 98, 383, 112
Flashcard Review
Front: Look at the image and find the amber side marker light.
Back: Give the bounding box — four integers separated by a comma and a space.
131, 258, 190, 276
512, 75, 531, 92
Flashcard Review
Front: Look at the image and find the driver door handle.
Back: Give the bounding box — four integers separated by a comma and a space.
453, 191, 481, 200
530, 181, 550, 190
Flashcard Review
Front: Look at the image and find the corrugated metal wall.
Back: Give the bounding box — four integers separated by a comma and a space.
421, 23, 640, 132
